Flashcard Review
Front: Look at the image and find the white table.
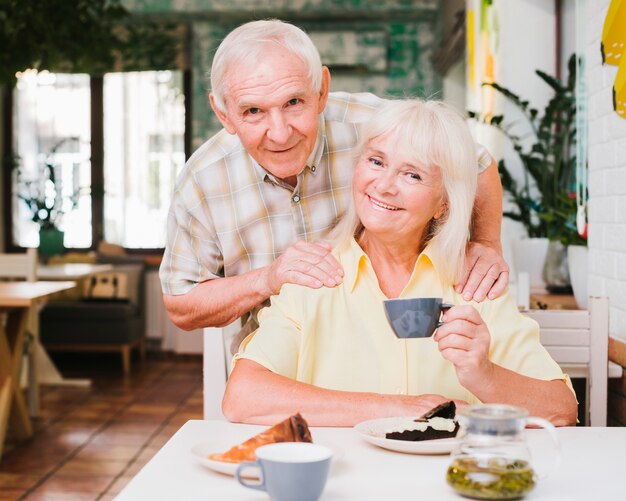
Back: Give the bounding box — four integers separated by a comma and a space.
117, 420, 626, 500
37, 263, 113, 281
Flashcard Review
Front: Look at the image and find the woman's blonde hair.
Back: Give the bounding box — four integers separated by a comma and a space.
329, 99, 478, 284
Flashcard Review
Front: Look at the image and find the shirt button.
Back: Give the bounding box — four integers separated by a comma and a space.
310, 166, 316, 172
292, 195, 301, 203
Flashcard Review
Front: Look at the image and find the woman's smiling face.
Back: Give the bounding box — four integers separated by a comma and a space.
352, 132, 447, 248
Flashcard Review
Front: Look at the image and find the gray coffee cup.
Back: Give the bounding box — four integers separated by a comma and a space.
383, 297, 453, 339
235, 442, 333, 501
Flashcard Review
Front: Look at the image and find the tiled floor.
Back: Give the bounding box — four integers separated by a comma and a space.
0, 352, 203, 501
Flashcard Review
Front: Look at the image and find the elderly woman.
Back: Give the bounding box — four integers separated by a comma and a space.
222, 99, 577, 427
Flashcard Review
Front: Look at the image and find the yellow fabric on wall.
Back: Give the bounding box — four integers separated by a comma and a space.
614, 55, 626, 117
602, 0, 626, 118
602, 0, 626, 65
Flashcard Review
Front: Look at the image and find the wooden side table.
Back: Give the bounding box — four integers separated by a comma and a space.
530, 292, 578, 310
0, 281, 75, 459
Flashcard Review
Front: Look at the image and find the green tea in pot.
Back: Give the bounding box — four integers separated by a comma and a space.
446, 404, 560, 500
447, 456, 535, 500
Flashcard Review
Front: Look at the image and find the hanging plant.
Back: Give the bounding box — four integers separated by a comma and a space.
0, 0, 179, 87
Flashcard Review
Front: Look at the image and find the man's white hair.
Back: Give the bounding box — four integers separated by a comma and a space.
328, 99, 478, 284
210, 19, 323, 112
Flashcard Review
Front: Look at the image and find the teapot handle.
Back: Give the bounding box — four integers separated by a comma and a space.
526, 417, 561, 480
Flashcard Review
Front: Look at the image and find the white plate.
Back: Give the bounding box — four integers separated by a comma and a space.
354, 417, 458, 455
190, 442, 255, 477
191, 442, 343, 478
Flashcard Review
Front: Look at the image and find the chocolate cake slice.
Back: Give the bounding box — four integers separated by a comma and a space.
385, 401, 459, 441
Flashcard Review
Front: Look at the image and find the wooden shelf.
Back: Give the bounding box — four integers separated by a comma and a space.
529, 292, 578, 311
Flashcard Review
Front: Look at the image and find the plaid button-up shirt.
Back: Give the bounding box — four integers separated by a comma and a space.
160, 92, 491, 295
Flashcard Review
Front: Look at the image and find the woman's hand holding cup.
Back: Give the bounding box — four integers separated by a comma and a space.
433, 305, 495, 389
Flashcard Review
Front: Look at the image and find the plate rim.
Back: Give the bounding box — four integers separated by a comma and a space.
354, 416, 459, 455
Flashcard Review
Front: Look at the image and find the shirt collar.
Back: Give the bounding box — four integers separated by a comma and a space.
307, 113, 326, 171
339, 237, 441, 294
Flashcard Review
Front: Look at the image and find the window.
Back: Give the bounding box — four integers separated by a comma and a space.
9, 69, 187, 251
12, 71, 92, 248
103, 71, 185, 248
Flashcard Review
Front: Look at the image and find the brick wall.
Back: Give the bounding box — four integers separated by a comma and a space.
587, 0, 626, 426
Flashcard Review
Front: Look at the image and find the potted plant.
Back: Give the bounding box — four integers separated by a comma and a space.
12, 138, 81, 257
469, 54, 587, 292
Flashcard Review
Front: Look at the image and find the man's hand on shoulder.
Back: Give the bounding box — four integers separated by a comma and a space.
259, 240, 344, 296
455, 241, 509, 302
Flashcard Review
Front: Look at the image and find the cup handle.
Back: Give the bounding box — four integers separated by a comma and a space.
526, 416, 561, 480
235, 460, 265, 491
436, 303, 454, 328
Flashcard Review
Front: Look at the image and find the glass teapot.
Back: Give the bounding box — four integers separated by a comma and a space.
446, 404, 560, 500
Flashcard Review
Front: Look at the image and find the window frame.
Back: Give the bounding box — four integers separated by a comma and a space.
2, 70, 192, 254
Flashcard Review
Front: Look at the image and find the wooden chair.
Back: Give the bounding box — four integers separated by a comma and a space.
0, 249, 37, 282
527, 296, 619, 426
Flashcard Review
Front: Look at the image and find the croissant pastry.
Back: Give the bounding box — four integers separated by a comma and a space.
211, 413, 312, 463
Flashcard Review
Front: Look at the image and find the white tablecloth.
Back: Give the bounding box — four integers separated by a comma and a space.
117, 420, 626, 500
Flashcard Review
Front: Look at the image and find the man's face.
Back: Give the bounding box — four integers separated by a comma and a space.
211, 46, 330, 182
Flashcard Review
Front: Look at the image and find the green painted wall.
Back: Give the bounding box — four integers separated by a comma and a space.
122, 0, 442, 149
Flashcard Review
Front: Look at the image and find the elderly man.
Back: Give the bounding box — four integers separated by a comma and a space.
160, 19, 508, 348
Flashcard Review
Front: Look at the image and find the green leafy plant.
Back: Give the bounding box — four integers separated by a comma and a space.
469, 54, 586, 247
0, 0, 179, 87
12, 138, 82, 230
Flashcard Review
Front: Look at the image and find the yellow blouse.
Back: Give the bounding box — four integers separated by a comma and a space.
235, 238, 570, 404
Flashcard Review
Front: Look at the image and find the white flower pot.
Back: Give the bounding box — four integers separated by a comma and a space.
512, 238, 549, 291
567, 245, 588, 310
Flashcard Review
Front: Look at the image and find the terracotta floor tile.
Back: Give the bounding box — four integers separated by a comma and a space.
48, 419, 105, 434
146, 433, 173, 449
126, 403, 178, 414
64, 409, 117, 421
0, 472, 40, 490
180, 403, 203, 413
56, 459, 128, 477
0, 451, 68, 475
114, 412, 168, 424
97, 494, 118, 501
0, 490, 27, 501
103, 474, 134, 495
89, 431, 152, 447
74, 443, 141, 462
168, 412, 202, 426
5, 355, 202, 498
124, 457, 151, 477
101, 421, 161, 435
22, 490, 98, 501
36, 474, 114, 494
134, 447, 157, 463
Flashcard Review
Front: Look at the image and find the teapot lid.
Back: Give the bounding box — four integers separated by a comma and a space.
459, 404, 528, 435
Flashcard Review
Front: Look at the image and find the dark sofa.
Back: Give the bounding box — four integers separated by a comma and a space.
40, 257, 146, 373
